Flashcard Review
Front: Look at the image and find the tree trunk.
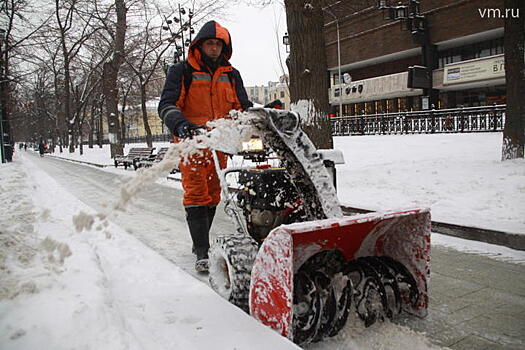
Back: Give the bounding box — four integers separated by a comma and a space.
97, 97, 104, 148
502, 0, 525, 160
55, 0, 74, 154
120, 94, 127, 144
103, 0, 127, 158
120, 111, 126, 145
284, 0, 333, 149
89, 101, 95, 148
78, 104, 87, 155
140, 83, 153, 147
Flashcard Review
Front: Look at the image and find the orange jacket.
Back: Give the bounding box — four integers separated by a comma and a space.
158, 21, 252, 132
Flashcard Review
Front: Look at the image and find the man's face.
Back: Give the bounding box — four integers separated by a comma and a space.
201, 39, 223, 60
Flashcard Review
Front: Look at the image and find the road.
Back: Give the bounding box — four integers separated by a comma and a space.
29, 153, 525, 350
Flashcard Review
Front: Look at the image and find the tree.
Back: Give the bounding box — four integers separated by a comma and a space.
0, 0, 51, 158
124, 3, 173, 148
101, 0, 127, 158
282, 0, 332, 149
502, 0, 524, 160
264, 0, 372, 149
53, 0, 101, 152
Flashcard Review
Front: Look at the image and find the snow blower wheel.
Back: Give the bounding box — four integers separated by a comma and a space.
293, 250, 354, 344
344, 259, 389, 328
208, 234, 259, 313
292, 270, 322, 345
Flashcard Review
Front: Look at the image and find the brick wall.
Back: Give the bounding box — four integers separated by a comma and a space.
325, 0, 504, 69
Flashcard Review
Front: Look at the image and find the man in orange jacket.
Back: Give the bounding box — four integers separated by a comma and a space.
158, 21, 252, 272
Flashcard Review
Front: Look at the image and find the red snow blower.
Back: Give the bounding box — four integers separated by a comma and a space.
207, 108, 431, 345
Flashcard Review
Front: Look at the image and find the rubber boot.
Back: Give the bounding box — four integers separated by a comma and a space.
192, 205, 217, 255
185, 206, 210, 271
208, 205, 217, 231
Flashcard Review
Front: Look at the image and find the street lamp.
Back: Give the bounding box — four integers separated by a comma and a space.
378, 0, 436, 108
282, 32, 290, 53
0, 28, 6, 163
162, 5, 194, 65
323, 7, 343, 118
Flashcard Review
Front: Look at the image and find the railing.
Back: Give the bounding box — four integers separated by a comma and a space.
331, 105, 505, 136
82, 133, 172, 146
125, 133, 172, 144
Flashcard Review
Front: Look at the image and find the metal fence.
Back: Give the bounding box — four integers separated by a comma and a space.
124, 133, 172, 144
331, 105, 505, 136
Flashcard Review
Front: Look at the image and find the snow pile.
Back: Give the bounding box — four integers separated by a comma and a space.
1, 153, 300, 350
335, 132, 525, 234
0, 162, 72, 301
310, 313, 445, 350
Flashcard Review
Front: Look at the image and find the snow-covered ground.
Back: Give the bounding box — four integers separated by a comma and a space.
31, 131, 525, 234
0, 155, 301, 350
334, 132, 524, 235
2, 131, 523, 349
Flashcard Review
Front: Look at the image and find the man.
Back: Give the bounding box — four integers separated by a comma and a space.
158, 21, 252, 272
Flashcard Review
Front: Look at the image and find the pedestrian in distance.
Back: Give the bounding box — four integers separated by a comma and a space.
158, 20, 253, 273
38, 140, 45, 157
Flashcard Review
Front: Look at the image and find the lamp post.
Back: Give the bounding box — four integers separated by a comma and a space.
323, 7, 343, 118
282, 32, 290, 53
0, 29, 6, 163
162, 5, 194, 67
378, 0, 437, 108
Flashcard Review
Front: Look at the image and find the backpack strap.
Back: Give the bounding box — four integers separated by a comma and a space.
182, 62, 194, 92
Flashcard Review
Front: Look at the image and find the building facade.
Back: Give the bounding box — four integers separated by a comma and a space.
246, 85, 271, 106
324, 0, 508, 116
125, 98, 165, 138
246, 75, 291, 109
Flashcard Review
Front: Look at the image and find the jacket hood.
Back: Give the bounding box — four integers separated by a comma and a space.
188, 21, 232, 70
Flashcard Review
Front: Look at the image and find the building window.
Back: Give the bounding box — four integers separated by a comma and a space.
332, 73, 341, 86
280, 91, 285, 98
438, 37, 504, 68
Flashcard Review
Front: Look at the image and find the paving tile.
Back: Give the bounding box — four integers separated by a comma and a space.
448, 334, 507, 350
416, 245, 525, 349
462, 314, 525, 344
493, 302, 525, 318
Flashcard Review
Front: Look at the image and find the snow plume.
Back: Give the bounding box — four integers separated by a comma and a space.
73, 113, 258, 233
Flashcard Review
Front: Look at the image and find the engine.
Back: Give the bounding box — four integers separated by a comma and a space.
236, 167, 302, 243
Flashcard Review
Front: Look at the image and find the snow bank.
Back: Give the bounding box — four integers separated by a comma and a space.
334, 132, 525, 234
0, 155, 299, 349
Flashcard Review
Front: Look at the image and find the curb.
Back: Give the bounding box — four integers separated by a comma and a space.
46, 154, 110, 168
47, 156, 525, 251
341, 205, 525, 252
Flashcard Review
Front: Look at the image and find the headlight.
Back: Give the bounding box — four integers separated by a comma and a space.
242, 138, 264, 152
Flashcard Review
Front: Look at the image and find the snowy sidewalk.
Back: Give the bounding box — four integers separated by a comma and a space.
0, 156, 300, 350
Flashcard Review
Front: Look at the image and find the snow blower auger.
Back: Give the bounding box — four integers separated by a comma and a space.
207, 107, 431, 346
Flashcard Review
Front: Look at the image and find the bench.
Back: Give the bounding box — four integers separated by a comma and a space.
114, 147, 155, 170
137, 147, 169, 168
138, 147, 180, 173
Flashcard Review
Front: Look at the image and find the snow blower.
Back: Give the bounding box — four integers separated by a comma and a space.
206, 108, 431, 345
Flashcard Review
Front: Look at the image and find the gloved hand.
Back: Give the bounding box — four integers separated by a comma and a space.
175, 120, 201, 139
264, 99, 283, 109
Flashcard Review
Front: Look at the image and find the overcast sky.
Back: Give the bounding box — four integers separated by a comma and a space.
219, 2, 288, 87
